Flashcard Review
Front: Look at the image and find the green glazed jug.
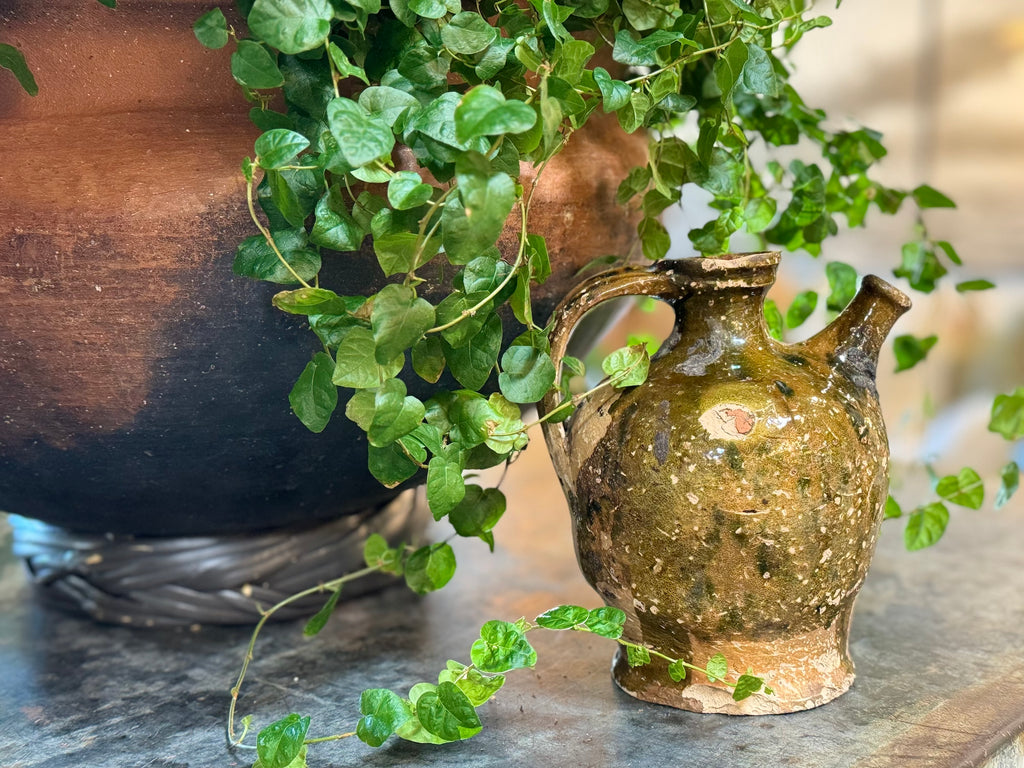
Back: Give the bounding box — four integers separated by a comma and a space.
540, 252, 911, 714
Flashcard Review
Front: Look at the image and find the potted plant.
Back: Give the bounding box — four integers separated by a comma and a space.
4, 0, 1022, 763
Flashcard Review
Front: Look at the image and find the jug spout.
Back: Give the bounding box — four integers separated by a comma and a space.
798, 275, 912, 393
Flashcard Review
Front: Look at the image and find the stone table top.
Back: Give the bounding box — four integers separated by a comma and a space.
2, 440, 1023, 768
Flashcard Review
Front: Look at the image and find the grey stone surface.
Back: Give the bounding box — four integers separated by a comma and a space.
2, 439, 1023, 768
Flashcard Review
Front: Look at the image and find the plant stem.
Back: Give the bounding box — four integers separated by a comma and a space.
245, 176, 313, 290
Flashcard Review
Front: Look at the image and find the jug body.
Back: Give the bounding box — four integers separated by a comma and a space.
541, 252, 910, 714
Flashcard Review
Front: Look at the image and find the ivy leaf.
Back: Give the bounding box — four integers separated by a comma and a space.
193, 8, 229, 49
894, 242, 947, 293
638, 216, 671, 261
438, 661, 505, 707
441, 12, 498, 54
426, 455, 466, 520
893, 334, 938, 372
995, 461, 1020, 510
415, 681, 482, 742
368, 437, 425, 488
273, 287, 351, 316
303, 584, 343, 636
233, 228, 320, 284
363, 533, 403, 574
714, 39, 748, 104
231, 40, 285, 89
412, 337, 446, 383
374, 232, 440, 277
310, 188, 364, 251
289, 353, 338, 433
584, 606, 626, 639
989, 387, 1024, 440
732, 674, 765, 701
471, 620, 538, 672
825, 262, 858, 313
912, 184, 956, 209
498, 345, 556, 403
327, 41, 369, 85
256, 713, 311, 768
904, 501, 950, 551
612, 29, 689, 67
935, 239, 963, 266
668, 659, 687, 682
885, 495, 903, 519
405, 543, 457, 594
248, 0, 333, 55
956, 279, 996, 293
333, 327, 404, 389
327, 97, 394, 170
371, 284, 435, 364
936, 467, 984, 510
739, 43, 779, 97
763, 299, 783, 340
705, 653, 728, 682
535, 605, 589, 630
357, 689, 413, 747
0, 44, 38, 96
448, 485, 506, 545
455, 85, 537, 144
388, 171, 435, 211
601, 344, 650, 388
593, 67, 631, 112
785, 290, 817, 329
441, 157, 516, 264
442, 313, 502, 391
367, 379, 425, 448
626, 645, 651, 667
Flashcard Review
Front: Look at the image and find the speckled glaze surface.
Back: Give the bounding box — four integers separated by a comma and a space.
540, 253, 911, 714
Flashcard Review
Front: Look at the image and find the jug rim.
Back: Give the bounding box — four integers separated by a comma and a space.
654, 251, 781, 289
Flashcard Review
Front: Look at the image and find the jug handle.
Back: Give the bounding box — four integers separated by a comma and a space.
538, 266, 682, 483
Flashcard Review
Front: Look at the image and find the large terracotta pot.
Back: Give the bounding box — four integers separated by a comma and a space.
0, 1, 647, 536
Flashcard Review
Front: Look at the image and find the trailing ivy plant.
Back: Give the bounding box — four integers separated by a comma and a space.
189, 0, 1024, 762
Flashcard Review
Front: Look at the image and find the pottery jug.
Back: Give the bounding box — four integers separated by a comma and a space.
540, 252, 911, 714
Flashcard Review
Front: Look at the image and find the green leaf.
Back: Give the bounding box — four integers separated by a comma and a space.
273, 287, 351, 316
732, 674, 765, 701
256, 713, 311, 768
405, 543, 457, 594
996, 461, 1020, 510
438, 661, 505, 707
714, 39, 748, 103
470, 620, 538, 672
905, 502, 950, 550
310, 189, 364, 251
359, 86, 421, 128
264, 167, 321, 226
327, 98, 395, 169
739, 43, 780, 97
327, 42, 369, 85
442, 313, 502, 391
935, 239, 962, 265
367, 379, 425, 447
593, 67, 631, 113
442, 158, 517, 264
408, 0, 448, 19
638, 217, 670, 261
303, 584, 343, 636
449, 485, 506, 542
936, 467, 985, 510
601, 344, 650, 388
441, 12, 498, 54
248, 0, 333, 55
426, 456, 466, 520
357, 689, 413, 747
626, 644, 651, 667
705, 653, 728, 682
374, 232, 440, 277
193, 8, 229, 49
668, 659, 687, 682
894, 242, 947, 293
231, 40, 285, 89
363, 533, 388, 567
415, 681, 482, 742
535, 605, 589, 630
893, 334, 938, 372
0, 44, 38, 97
412, 336, 446, 383
289, 352, 338, 433
388, 171, 435, 210
989, 387, 1024, 440
612, 29, 689, 67
498, 346, 556, 403
233, 228, 320, 284
256, 128, 311, 169
368, 437, 425, 488
785, 290, 817, 329
455, 86, 537, 144
912, 184, 956, 209
371, 284, 436, 364
333, 327, 404, 389
584, 606, 626, 639
763, 299, 783, 340
955, 279, 996, 293
825, 262, 858, 313
885, 495, 903, 519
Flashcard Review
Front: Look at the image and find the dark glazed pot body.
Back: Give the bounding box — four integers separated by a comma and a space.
0, 1, 646, 535
541, 253, 911, 713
